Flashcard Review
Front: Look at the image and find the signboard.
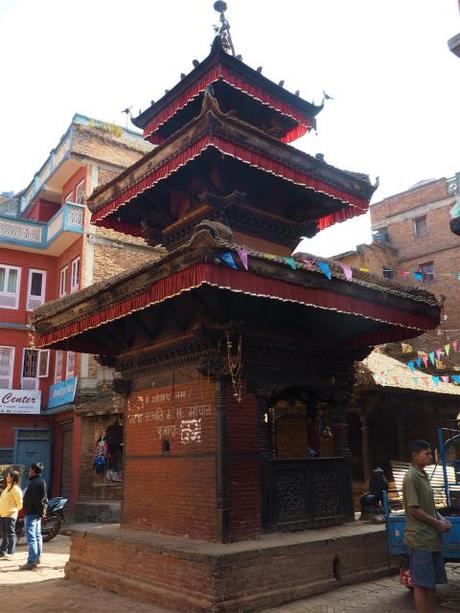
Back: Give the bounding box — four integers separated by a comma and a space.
47, 376, 78, 409
0, 389, 41, 414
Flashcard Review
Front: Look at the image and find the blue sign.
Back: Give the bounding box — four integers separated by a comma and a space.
47, 377, 77, 409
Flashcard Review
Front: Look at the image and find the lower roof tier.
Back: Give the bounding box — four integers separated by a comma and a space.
32, 223, 439, 357
87, 94, 377, 249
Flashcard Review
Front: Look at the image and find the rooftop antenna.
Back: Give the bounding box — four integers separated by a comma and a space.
213, 1, 235, 56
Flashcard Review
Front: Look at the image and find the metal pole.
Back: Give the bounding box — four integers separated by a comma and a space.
438, 427, 451, 508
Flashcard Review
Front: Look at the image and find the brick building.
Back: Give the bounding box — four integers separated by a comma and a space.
335, 174, 460, 491
337, 174, 460, 339
0, 114, 160, 520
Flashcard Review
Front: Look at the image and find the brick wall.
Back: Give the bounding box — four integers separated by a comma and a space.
226, 383, 261, 540
72, 126, 148, 170
336, 176, 460, 329
371, 178, 449, 225
123, 373, 218, 540
92, 239, 156, 284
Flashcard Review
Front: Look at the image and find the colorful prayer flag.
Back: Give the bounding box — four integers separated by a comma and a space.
318, 262, 332, 280
441, 376, 450, 383
407, 361, 415, 372
444, 344, 451, 356
219, 252, 238, 269
432, 376, 440, 386
429, 352, 435, 365
339, 263, 353, 281
237, 249, 248, 270
285, 257, 298, 270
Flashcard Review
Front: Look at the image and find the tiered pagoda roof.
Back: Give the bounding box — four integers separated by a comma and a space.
88, 93, 376, 250
133, 37, 322, 145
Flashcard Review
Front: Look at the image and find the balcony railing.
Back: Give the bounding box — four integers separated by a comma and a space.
0, 202, 84, 252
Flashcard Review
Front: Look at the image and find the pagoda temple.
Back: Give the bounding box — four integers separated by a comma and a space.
32, 4, 440, 610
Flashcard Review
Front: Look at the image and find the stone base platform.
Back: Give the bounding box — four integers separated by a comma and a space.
73, 501, 121, 523
65, 522, 397, 612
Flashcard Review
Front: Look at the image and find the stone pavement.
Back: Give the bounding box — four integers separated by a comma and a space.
1, 534, 460, 612
266, 565, 460, 613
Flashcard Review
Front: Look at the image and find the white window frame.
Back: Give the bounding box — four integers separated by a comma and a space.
0, 265, 21, 310
21, 348, 48, 390
26, 269, 46, 311
55, 350, 63, 383
75, 180, 85, 204
64, 191, 73, 203
70, 257, 80, 293
66, 351, 75, 378
59, 265, 68, 297
0, 346, 15, 389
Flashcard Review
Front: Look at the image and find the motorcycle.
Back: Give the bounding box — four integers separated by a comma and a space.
15, 497, 68, 544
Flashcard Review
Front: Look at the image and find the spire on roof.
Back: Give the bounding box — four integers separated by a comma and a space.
213, 1, 235, 56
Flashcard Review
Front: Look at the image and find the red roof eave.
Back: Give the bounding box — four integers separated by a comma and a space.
34, 263, 438, 351
143, 64, 314, 144
90, 134, 370, 230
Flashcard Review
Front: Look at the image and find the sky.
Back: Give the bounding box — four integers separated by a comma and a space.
0, 0, 459, 256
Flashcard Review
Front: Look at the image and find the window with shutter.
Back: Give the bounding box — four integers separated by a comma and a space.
66, 351, 75, 378
59, 266, 68, 297
75, 180, 85, 204
21, 349, 39, 390
55, 351, 63, 382
38, 350, 50, 378
0, 265, 21, 309
0, 346, 14, 389
27, 269, 46, 311
70, 258, 80, 293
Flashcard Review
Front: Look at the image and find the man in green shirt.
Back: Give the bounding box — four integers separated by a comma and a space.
403, 439, 451, 613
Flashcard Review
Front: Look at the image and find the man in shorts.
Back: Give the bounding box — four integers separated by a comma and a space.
403, 439, 451, 613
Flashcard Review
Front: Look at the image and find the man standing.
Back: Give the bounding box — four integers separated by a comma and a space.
20, 462, 47, 570
403, 440, 451, 613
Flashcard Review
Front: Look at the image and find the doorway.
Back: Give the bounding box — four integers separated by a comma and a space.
15, 430, 51, 489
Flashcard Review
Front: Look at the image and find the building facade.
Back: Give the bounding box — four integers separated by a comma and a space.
338, 174, 460, 339
0, 114, 160, 519
335, 174, 460, 492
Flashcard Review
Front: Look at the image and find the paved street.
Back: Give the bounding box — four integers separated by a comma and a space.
1, 535, 460, 612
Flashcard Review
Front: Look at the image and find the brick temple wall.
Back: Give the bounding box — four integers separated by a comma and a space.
122, 370, 219, 540
227, 385, 261, 540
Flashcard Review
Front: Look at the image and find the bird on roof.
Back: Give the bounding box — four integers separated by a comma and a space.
192, 59, 200, 67
278, 80, 285, 87
322, 90, 334, 102
295, 90, 300, 96
257, 66, 263, 73
180, 73, 186, 80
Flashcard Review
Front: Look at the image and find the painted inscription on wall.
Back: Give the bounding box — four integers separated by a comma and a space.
126, 383, 213, 448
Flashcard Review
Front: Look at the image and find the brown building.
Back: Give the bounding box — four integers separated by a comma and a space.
336, 174, 460, 494
338, 174, 460, 341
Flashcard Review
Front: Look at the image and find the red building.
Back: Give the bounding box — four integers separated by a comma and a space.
0, 114, 159, 518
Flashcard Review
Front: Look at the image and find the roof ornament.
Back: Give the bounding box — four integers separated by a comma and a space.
213, 1, 236, 56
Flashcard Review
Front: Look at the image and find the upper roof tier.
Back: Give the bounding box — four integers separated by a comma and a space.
132, 37, 323, 145
88, 93, 377, 251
